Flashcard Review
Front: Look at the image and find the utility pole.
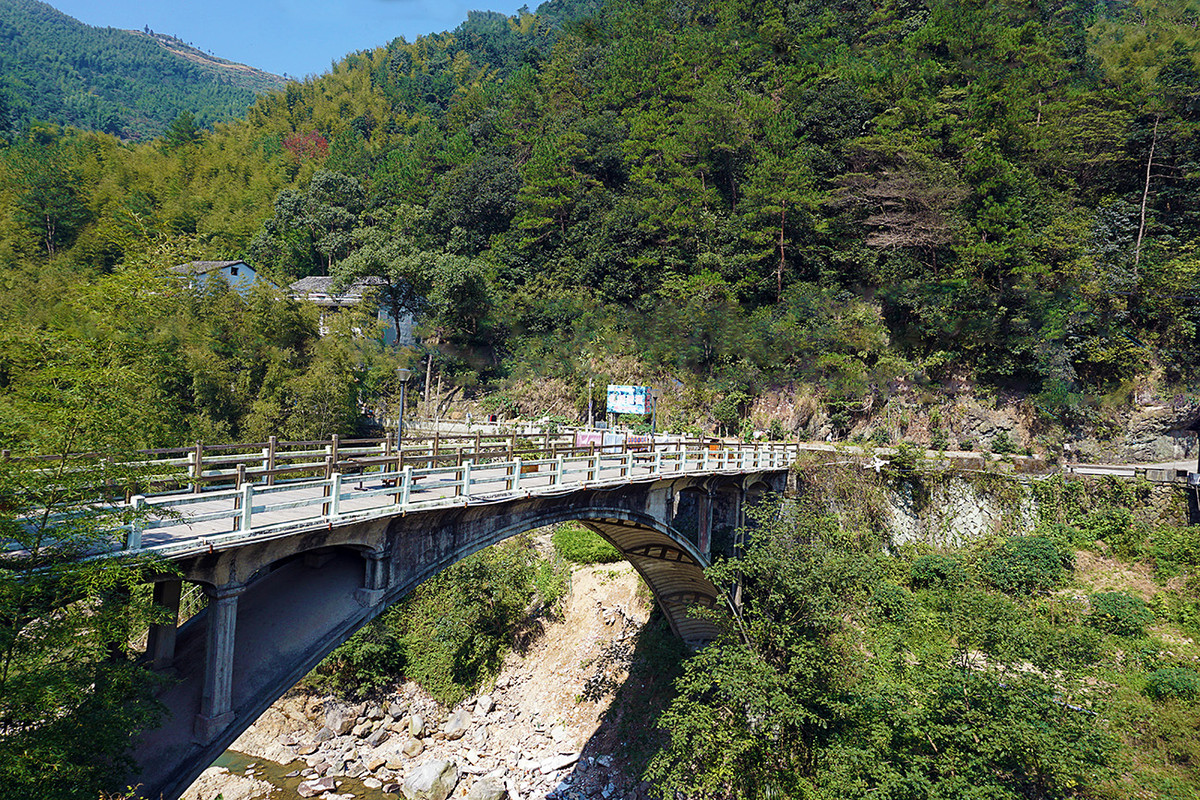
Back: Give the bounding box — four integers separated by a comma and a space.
423, 353, 433, 420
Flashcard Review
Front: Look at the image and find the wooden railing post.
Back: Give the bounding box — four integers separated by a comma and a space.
383, 431, 394, 457
266, 436, 277, 486
235, 463, 246, 489
474, 431, 482, 457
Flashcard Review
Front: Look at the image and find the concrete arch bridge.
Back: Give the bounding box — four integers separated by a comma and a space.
113, 434, 794, 799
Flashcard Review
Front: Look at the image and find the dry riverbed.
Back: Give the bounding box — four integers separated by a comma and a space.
183, 562, 657, 800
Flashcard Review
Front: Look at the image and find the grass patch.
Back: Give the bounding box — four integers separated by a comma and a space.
552, 523, 624, 564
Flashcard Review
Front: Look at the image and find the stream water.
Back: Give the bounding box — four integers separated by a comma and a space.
211, 750, 391, 799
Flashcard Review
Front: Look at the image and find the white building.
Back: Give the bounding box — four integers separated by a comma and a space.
288, 276, 417, 347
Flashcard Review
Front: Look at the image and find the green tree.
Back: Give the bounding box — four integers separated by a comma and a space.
161, 110, 202, 150
0, 323, 175, 797
647, 499, 1115, 799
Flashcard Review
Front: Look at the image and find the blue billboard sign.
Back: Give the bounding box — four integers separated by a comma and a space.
606, 384, 650, 415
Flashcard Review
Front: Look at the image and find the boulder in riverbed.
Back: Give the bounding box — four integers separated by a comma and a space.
402, 759, 459, 800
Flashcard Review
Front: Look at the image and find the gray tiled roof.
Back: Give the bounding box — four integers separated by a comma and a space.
289, 275, 388, 296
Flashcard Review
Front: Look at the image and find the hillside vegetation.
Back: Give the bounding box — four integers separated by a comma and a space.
642, 465, 1200, 799
0, 0, 285, 139
10, 3, 1200, 795
1, 0, 1197, 447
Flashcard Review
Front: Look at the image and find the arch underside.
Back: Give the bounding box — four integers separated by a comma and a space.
576, 517, 720, 645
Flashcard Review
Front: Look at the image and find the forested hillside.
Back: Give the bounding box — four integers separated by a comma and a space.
0, 0, 285, 139
0, 0, 1196, 450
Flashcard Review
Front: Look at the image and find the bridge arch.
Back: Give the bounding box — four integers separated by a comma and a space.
137, 477, 779, 800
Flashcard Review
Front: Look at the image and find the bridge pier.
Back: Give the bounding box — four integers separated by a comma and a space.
356, 547, 390, 607
696, 490, 714, 558
195, 582, 244, 744
147, 579, 182, 671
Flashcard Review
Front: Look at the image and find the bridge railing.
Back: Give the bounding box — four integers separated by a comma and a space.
120, 441, 798, 555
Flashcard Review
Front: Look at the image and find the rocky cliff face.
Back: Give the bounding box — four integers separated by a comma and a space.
746, 382, 1200, 465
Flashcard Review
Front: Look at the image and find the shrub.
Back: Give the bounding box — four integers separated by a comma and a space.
984, 536, 1073, 595
910, 553, 966, 589
870, 581, 914, 622
1144, 667, 1200, 702
990, 430, 1017, 454
1053, 627, 1103, 668
534, 558, 568, 610
552, 524, 624, 564
929, 427, 949, 450
1077, 507, 1139, 557
887, 442, 924, 475
1149, 524, 1200, 577
1087, 592, 1154, 637
768, 419, 786, 441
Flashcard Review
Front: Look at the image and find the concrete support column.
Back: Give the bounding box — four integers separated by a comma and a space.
147, 579, 182, 671
356, 548, 390, 607
697, 490, 714, 558
194, 582, 244, 744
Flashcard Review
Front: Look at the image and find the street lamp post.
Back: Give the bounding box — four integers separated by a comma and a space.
396, 367, 413, 446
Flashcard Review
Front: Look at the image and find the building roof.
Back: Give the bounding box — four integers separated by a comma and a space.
169, 260, 250, 275
290, 275, 387, 292
289, 276, 388, 306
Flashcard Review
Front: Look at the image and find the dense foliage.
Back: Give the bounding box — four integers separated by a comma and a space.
0, 0, 1195, 437
0, 0, 285, 140
0, 327, 175, 798
646, 499, 1118, 799
552, 522, 624, 563
308, 534, 566, 705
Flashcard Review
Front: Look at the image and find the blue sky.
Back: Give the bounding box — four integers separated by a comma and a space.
48, 0, 531, 79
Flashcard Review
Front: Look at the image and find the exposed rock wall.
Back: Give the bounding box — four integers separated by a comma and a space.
884, 475, 1191, 548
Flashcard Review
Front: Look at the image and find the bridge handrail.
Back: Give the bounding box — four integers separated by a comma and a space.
116, 441, 797, 552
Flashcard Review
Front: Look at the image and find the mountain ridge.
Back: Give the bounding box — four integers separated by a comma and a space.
0, 0, 287, 140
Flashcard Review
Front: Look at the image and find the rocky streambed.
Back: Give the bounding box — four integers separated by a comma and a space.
184, 564, 658, 800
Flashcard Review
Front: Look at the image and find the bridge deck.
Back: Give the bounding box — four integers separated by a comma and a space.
130, 448, 765, 558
